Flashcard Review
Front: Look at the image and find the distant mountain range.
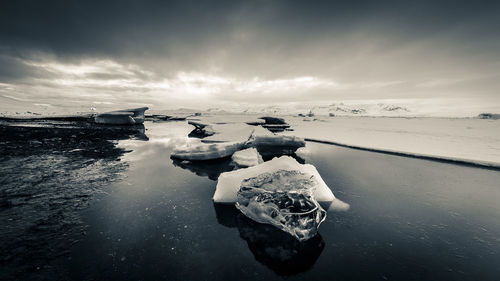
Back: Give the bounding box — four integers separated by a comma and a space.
201, 103, 414, 117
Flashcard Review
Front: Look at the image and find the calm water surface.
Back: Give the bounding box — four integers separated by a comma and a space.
59, 121, 500, 280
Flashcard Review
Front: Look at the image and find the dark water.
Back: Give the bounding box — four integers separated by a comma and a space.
0, 124, 144, 279
2, 121, 500, 280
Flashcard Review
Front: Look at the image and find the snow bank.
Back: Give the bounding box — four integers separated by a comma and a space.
213, 156, 335, 203
284, 117, 500, 168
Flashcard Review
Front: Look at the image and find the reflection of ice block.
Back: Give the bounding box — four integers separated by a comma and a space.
236, 170, 326, 241
171, 158, 234, 181
171, 141, 244, 161
236, 214, 325, 275
213, 156, 335, 203
231, 148, 263, 167
212, 202, 326, 274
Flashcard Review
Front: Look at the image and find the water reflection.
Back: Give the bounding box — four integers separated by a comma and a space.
0, 123, 148, 279
214, 204, 325, 276
171, 158, 235, 181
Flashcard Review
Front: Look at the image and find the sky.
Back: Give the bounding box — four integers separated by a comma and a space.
1, 0, 499, 115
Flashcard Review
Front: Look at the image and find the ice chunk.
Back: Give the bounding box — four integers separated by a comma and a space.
261, 123, 291, 132
213, 156, 335, 203
187, 120, 215, 137
113, 107, 148, 124
171, 141, 244, 160
246, 135, 305, 156
235, 170, 326, 241
260, 116, 287, 124
294, 147, 310, 159
259, 116, 290, 132
247, 135, 305, 148
328, 198, 351, 212
94, 107, 148, 125
231, 148, 264, 167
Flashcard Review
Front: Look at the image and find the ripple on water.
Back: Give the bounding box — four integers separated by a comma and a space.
0, 124, 139, 279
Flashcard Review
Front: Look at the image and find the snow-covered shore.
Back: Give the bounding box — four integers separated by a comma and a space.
284, 116, 500, 168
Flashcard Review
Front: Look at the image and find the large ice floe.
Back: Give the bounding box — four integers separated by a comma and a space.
213, 155, 336, 241
214, 156, 334, 203
231, 148, 264, 167
171, 141, 244, 161
235, 169, 327, 241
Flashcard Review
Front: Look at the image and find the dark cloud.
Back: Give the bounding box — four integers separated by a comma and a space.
0, 53, 56, 81
0, 0, 499, 113
2, 0, 499, 63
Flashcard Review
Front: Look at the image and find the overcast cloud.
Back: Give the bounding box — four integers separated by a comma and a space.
1, 0, 499, 114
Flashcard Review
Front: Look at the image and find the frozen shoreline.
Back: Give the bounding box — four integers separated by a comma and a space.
284, 116, 500, 169
3, 112, 499, 169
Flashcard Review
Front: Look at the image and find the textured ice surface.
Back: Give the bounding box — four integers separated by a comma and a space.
236, 170, 326, 241
213, 156, 335, 203
231, 148, 264, 167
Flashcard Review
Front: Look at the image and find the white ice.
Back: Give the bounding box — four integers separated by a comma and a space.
294, 147, 311, 159
213, 156, 336, 203
231, 148, 264, 167
284, 116, 500, 168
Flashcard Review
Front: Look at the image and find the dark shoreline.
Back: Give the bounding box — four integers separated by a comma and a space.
0, 121, 148, 280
